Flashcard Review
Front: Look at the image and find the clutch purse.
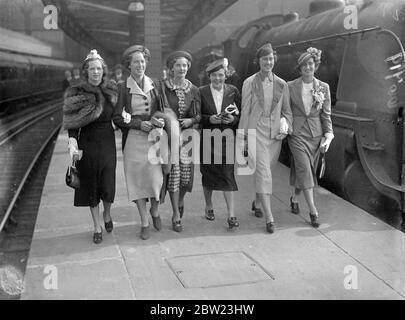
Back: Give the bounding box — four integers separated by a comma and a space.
317, 152, 326, 179
66, 159, 80, 189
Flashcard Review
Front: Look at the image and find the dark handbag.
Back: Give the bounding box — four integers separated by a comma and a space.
317, 151, 326, 179
65, 159, 80, 189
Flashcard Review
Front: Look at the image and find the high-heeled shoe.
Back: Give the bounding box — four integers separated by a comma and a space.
290, 197, 300, 215
179, 206, 184, 219
309, 213, 320, 228
205, 208, 215, 221
172, 219, 182, 232
151, 216, 162, 231
140, 225, 150, 240
93, 230, 103, 244
104, 219, 113, 233
266, 222, 275, 234
251, 201, 263, 218
227, 217, 239, 229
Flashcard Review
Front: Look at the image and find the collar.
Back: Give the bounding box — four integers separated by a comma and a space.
127, 75, 154, 95
258, 71, 273, 82
164, 78, 192, 93
210, 83, 224, 93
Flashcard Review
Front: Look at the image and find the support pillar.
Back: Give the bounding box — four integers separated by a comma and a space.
144, 0, 162, 79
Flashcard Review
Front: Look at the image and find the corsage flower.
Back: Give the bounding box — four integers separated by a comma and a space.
311, 85, 325, 110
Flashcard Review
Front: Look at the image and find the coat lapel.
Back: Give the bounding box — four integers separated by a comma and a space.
202, 86, 218, 115
292, 78, 307, 116
252, 73, 265, 110
220, 84, 231, 113
270, 75, 282, 114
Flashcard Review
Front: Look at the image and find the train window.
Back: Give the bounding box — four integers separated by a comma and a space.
238, 26, 258, 49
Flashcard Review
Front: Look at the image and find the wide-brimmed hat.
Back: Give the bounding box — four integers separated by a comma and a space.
166, 51, 192, 69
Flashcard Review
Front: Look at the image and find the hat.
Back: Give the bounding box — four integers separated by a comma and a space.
84, 49, 104, 62
206, 58, 227, 76
122, 45, 151, 61
255, 43, 274, 59
297, 47, 322, 69
166, 51, 192, 69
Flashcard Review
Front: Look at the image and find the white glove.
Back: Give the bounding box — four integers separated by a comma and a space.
122, 109, 131, 124
68, 137, 79, 160
320, 136, 332, 153
279, 117, 289, 135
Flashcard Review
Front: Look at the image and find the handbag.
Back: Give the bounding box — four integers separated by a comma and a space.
317, 151, 326, 179
65, 159, 80, 189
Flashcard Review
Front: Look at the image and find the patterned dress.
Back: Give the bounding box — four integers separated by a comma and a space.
162, 78, 201, 193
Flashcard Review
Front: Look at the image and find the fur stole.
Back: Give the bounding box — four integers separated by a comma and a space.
63, 79, 118, 130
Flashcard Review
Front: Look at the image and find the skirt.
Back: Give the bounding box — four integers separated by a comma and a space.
123, 129, 163, 201
288, 133, 322, 189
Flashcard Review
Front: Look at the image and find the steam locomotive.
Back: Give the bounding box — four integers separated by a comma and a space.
191, 0, 405, 226
0, 27, 78, 116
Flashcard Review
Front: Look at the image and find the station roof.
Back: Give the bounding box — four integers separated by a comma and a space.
41, 0, 238, 60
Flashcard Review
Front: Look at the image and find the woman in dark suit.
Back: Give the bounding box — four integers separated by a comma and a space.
63, 49, 118, 244
288, 47, 334, 228
199, 59, 241, 229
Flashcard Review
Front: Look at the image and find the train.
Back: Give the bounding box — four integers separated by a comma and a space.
0, 27, 78, 116
190, 0, 405, 226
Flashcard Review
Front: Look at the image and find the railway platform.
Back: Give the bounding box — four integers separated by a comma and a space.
20, 130, 405, 300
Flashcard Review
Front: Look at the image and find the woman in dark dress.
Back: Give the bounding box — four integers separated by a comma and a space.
63, 49, 118, 244
161, 51, 201, 232
199, 59, 241, 229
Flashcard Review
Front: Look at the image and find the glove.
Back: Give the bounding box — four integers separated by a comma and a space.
122, 109, 131, 124
320, 136, 332, 153
279, 117, 289, 135
68, 137, 81, 161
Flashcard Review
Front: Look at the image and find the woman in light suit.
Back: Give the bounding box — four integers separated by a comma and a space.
288, 47, 334, 228
238, 43, 292, 233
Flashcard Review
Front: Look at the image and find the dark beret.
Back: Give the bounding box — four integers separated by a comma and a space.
255, 43, 274, 59
122, 45, 151, 61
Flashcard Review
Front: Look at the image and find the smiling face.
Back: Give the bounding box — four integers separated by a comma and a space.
172, 57, 189, 79
209, 68, 226, 90
130, 51, 146, 79
87, 60, 103, 86
259, 53, 275, 73
299, 57, 316, 77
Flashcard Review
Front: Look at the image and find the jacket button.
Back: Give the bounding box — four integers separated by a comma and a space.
143, 96, 147, 100
145, 108, 149, 112
145, 102, 149, 106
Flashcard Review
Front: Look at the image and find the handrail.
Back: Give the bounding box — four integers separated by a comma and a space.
273, 26, 382, 49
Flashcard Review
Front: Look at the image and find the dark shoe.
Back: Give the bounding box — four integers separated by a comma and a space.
151, 216, 162, 231
252, 201, 263, 218
172, 220, 182, 232
93, 231, 103, 244
205, 209, 215, 221
309, 213, 320, 228
140, 225, 150, 240
227, 217, 239, 229
179, 206, 184, 219
290, 197, 300, 214
104, 219, 113, 233
266, 222, 275, 234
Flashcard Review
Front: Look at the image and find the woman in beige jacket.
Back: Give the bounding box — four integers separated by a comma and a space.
238, 43, 292, 233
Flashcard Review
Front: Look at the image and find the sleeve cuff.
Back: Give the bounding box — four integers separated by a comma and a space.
324, 132, 334, 140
